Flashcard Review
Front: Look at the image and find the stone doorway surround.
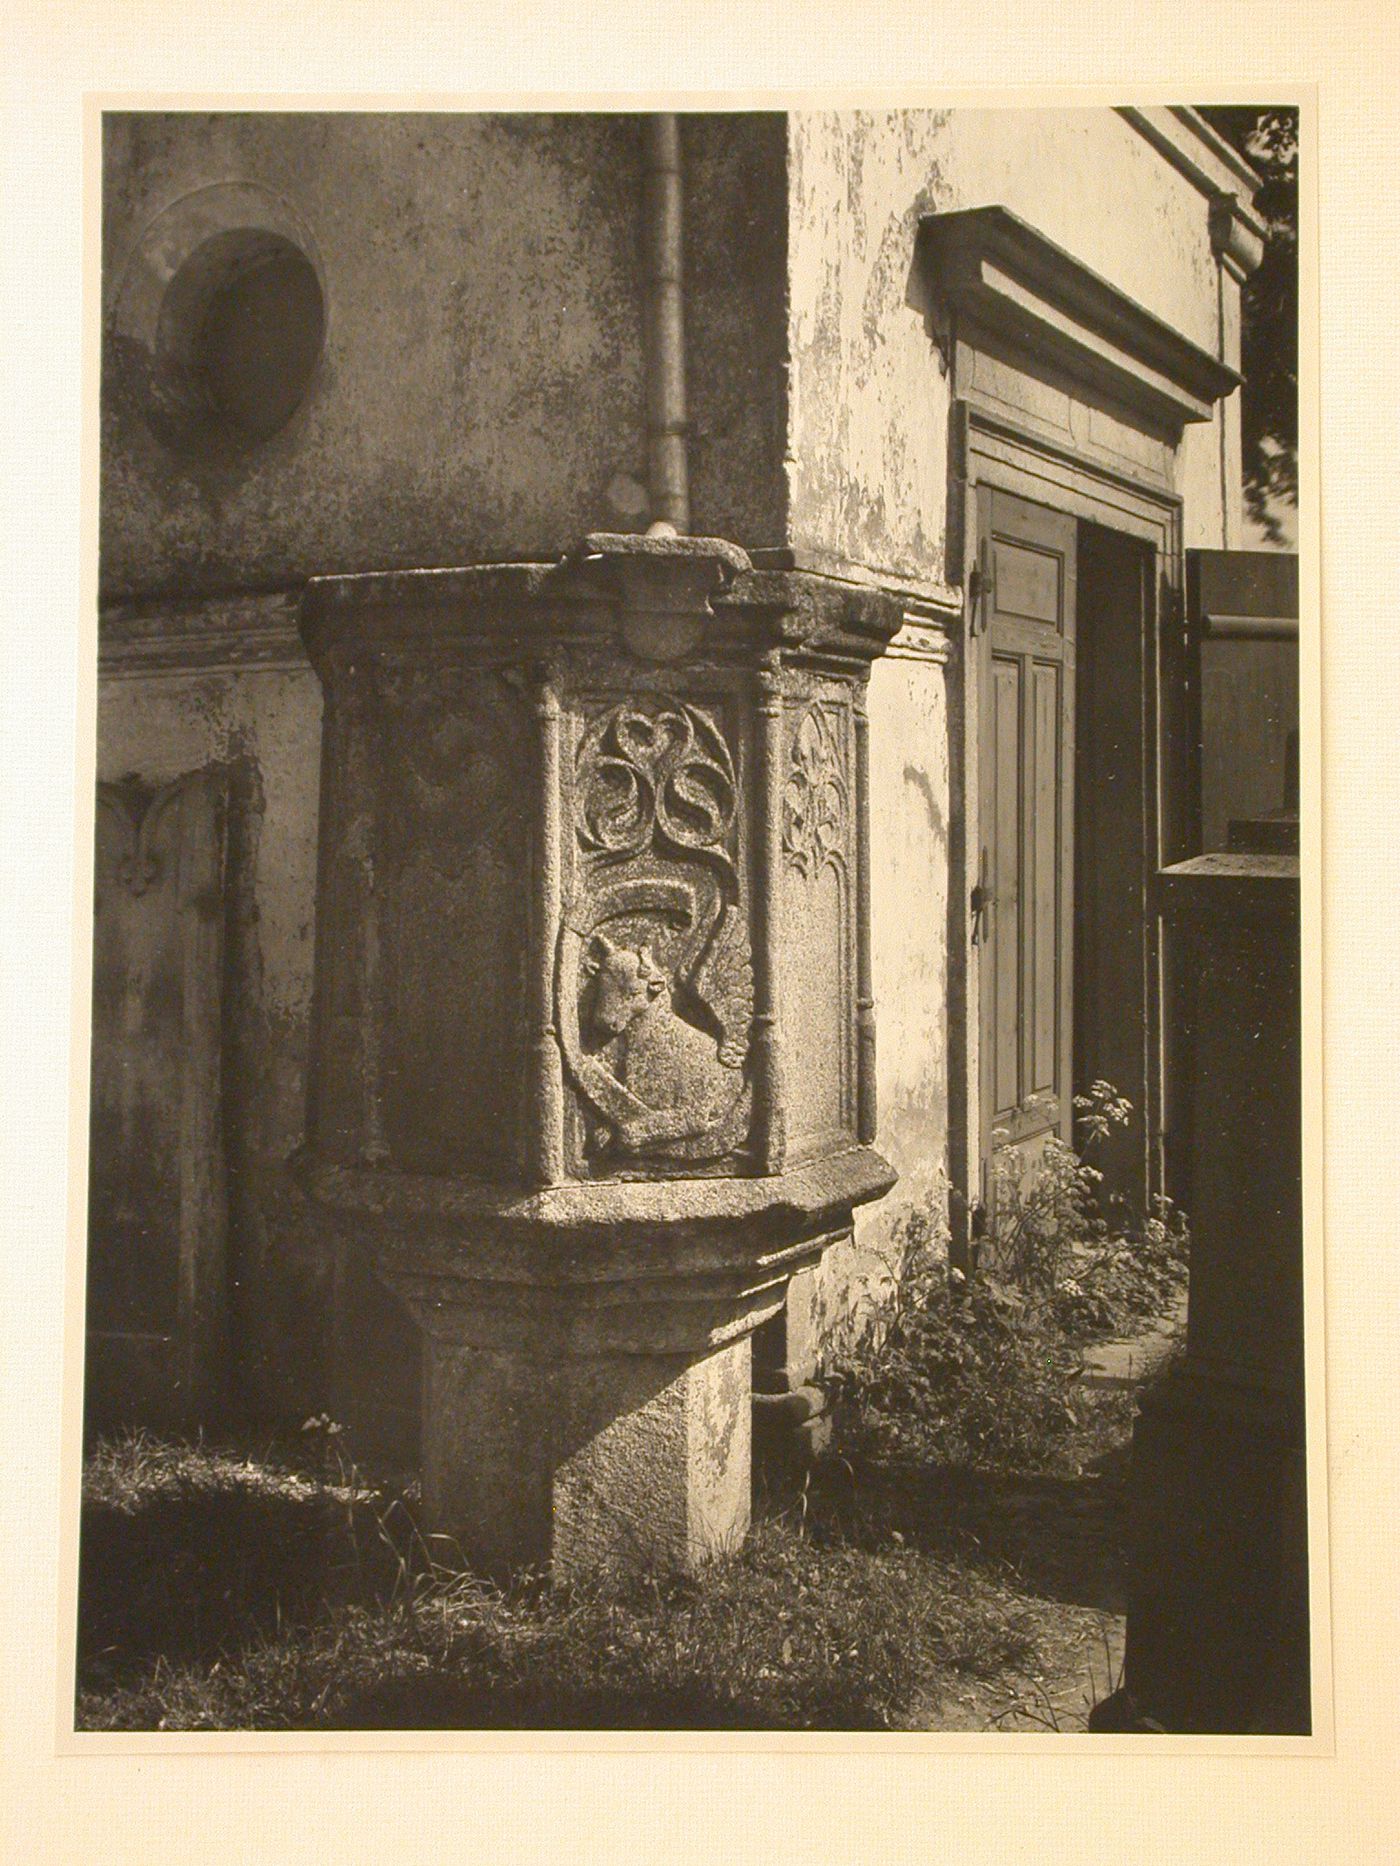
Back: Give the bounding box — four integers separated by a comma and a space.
915, 205, 1243, 1257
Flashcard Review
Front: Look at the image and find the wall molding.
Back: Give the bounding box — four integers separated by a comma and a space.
919, 206, 1240, 434
99, 566, 961, 677
100, 589, 308, 678
1119, 106, 1266, 209
748, 547, 959, 665
749, 543, 963, 617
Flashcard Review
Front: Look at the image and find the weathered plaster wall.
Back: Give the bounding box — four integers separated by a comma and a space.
784, 107, 1242, 582
802, 640, 952, 1355
101, 111, 791, 602
102, 113, 648, 598
785, 110, 955, 586
864, 644, 951, 1211
682, 113, 790, 546
1180, 415, 1229, 548
102, 115, 636, 597
95, 664, 418, 1437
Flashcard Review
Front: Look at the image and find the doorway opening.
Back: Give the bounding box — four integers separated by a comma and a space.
1073, 518, 1155, 1215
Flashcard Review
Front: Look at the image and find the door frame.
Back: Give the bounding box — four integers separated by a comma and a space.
947, 397, 1186, 1263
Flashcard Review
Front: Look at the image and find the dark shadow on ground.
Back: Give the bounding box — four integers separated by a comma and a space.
75, 1478, 900, 1731
322, 1675, 878, 1732
76, 1485, 397, 1689
802, 1441, 1131, 1618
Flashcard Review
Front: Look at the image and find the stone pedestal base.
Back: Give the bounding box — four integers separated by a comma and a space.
421, 1336, 752, 1579
303, 1151, 895, 1580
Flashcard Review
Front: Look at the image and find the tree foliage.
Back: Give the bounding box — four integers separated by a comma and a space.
1198, 106, 1299, 540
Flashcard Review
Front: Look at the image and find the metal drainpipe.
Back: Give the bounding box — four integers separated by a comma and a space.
1215, 249, 1232, 549
641, 113, 690, 536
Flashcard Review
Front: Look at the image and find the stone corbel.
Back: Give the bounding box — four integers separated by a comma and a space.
570, 531, 752, 662
1208, 189, 1268, 283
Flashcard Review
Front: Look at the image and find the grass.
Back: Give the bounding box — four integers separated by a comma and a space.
76, 1429, 1054, 1731
74, 1358, 1158, 1732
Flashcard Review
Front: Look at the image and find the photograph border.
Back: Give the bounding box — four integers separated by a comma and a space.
57, 79, 1327, 1759
8, 3, 1394, 1860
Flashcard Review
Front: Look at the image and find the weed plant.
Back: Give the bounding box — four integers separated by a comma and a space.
828, 1084, 1187, 1478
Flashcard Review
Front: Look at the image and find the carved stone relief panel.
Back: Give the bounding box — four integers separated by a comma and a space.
371, 663, 533, 1180
780, 695, 856, 1156
557, 695, 754, 1175
782, 702, 849, 881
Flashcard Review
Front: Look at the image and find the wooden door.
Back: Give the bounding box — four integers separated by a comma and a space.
976, 487, 1078, 1201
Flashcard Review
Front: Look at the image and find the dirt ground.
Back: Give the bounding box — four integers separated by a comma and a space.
913, 1297, 1185, 1732
922, 1605, 1126, 1732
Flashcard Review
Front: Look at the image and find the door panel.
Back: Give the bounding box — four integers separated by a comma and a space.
978, 488, 1077, 1193
990, 653, 1021, 1118
993, 538, 1064, 627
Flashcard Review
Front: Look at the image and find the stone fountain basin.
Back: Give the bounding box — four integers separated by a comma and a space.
302, 1145, 895, 1357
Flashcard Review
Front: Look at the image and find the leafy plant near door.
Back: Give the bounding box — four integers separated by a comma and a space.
827, 1082, 1188, 1475
986, 1079, 1133, 1290
986, 1079, 1189, 1338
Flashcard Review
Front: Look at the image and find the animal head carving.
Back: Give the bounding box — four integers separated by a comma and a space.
582, 935, 669, 1038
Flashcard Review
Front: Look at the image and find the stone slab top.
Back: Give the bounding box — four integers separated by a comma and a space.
1159, 852, 1299, 882
576, 530, 754, 574
298, 550, 905, 677
301, 1144, 897, 1284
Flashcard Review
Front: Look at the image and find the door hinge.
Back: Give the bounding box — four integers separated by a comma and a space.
970, 843, 994, 944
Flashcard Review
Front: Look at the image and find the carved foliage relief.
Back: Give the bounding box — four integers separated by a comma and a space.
782, 704, 848, 881
780, 700, 855, 1148
559, 698, 753, 1172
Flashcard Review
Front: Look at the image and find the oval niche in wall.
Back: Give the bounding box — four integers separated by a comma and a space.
108, 180, 328, 462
